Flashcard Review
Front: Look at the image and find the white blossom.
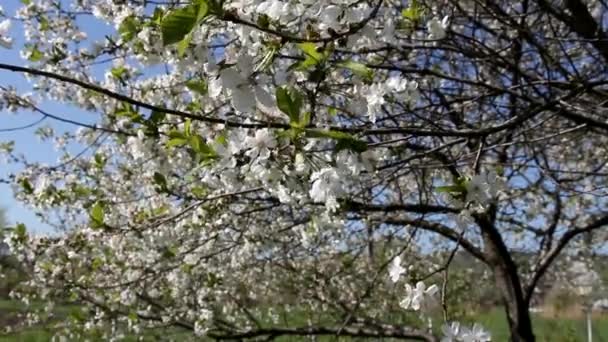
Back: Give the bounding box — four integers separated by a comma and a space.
400, 281, 439, 311
427, 16, 449, 40
0, 19, 13, 49
460, 323, 491, 342
309, 167, 343, 211
388, 255, 407, 283
244, 129, 277, 160
441, 322, 461, 342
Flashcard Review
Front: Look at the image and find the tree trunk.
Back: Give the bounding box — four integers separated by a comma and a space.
477, 213, 535, 341
489, 256, 535, 342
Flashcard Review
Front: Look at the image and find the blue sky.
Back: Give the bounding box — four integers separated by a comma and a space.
0, 0, 113, 233
1, 0, 53, 233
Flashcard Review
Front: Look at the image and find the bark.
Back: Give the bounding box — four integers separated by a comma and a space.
477, 212, 535, 342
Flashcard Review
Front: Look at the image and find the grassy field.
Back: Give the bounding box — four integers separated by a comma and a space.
2, 298, 608, 341
472, 308, 608, 342
0, 299, 186, 342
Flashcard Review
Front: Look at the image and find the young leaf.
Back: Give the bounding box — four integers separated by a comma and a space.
90, 201, 105, 228
26, 45, 44, 62
19, 178, 34, 194
435, 185, 465, 194
305, 129, 368, 152
167, 137, 189, 148
296, 42, 328, 70
147, 110, 166, 125
118, 16, 140, 42
191, 186, 207, 198
189, 134, 205, 153
402, 0, 423, 23
153, 172, 168, 192
110, 66, 128, 79
195, 0, 209, 22
94, 153, 106, 169
167, 129, 188, 147
185, 79, 208, 95
337, 60, 374, 81
297, 42, 324, 61
184, 119, 192, 136
161, 4, 199, 46
276, 87, 303, 124
15, 223, 27, 239
189, 134, 217, 160
177, 32, 193, 57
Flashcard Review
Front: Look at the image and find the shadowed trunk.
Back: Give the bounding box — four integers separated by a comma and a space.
477, 212, 535, 342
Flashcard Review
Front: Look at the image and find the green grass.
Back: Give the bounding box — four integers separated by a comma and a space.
0, 299, 54, 342
472, 308, 608, 342
2, 299, 608, 341
0, 330, 53, 342
0, 298, 198, 342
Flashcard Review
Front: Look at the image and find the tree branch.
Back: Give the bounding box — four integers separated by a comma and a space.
208, 324, 437, 341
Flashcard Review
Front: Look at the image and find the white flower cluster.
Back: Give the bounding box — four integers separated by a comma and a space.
389, 257, 439, 312
366, 76, 420, 123
0, 19, 12, 48
441, 322, 491, 342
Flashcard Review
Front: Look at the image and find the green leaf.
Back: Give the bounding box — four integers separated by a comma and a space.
402, 0, 422, 22
163, 246, 178, 259
191, 186, 207, 198
168, 129, 186, 139
39, 16, 50, 31
194, 0, 209, 22
297, 42, 324, 61
167, 128, 191, 147
257, 14, 270, 29
19, 178, 34, 194
128, 311, 138, 322
296, 42, 329, 70
110, 66, 128, 79
89, 201, 105, 228
301, 112, 311, 126
305, 129, 368, 153
73, 185, 92, 197
276, 87, 303, 124
151, 8, 165, 25
205, 0, 223, 15
27, 46, 44, 62
153, 205, 170, 216
147, 110, 166, 125
91, 258, 103, 271
189, 134, 205, 153
185, 79, 208, 95
153, 172, 168, 192
15, 223, 27, 239
338, 60, 373, 81
305, 129, 353, 140
115, 104, 143, 123
184, 119, 192, 136
118, 16, 140, 42
335, 138, 369, 153
189, 134, 217, 160
177, 32, 193, 57
435, 185, 466, 194
94, 153, 106, 169
161, 4, 200, 46
167, 137, 189, 148
215, 131, 228, 146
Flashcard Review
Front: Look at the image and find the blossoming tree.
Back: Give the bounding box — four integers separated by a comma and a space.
1, 0, 608, 341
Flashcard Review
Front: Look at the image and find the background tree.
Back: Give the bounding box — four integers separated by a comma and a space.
1, 0, 608, 341
0, 207, 6, 229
